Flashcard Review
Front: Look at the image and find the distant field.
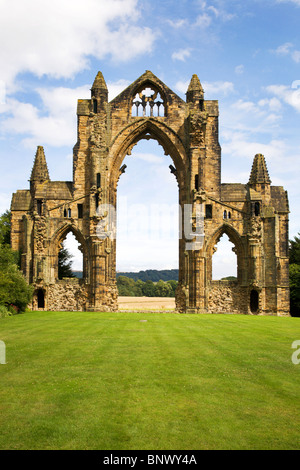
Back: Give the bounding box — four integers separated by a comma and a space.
0, 311, 299, 450
118, 296, 175, 310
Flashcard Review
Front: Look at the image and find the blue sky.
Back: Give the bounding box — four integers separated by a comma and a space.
0, 0, 299, 274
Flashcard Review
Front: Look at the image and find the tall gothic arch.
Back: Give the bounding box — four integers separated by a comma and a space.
10, 71, 290, 315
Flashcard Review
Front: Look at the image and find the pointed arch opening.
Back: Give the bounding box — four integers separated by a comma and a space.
58, 232, 83, 279
206, 224, 246, 284
110, 120, 187, 193
212, 233, 237, 281
108, 118, 187, 306
116, 137, 179, 278
51, 224, 87, 282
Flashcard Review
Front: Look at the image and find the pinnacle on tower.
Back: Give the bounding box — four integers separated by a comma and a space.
248, 153, 271, 185
91, 71, 108, 92
30, 146, 50, 183
91, 71, 108, 101
186, 74, 204, 103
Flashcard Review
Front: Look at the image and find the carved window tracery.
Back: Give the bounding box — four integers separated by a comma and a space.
131, 85, 165, 117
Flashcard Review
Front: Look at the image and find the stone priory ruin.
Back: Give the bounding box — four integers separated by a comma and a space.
10, 71, 290, 315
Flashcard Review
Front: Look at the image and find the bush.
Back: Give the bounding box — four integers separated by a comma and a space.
0, 245, 33, 312
0, 305, 11, 318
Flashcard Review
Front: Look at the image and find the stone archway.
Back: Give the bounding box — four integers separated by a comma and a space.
51, 223, 88, 282
205, 223, 247, 284
204, 224, 248, 314
107, 119, 188, 310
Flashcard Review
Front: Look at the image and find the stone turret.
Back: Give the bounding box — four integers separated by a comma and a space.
30, 146, 50, 192
91, 71, 108, 113
186, 74, 204, 108
249, 153, 271, 185
248, 153, 271, 202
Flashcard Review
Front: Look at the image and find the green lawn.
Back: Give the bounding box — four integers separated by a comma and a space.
0, 311, 299, 450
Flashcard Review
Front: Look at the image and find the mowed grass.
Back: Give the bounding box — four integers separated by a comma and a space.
0, 311, 299, 450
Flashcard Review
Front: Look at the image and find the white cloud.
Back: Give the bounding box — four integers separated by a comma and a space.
194, 13, 212, 28
235, 65, 244, 75
274, 42, 294, 55
166, 19, 188, 28
0, 79, 132, 148
175, 79, 234, 98
171, 48, 191, 62
258, 97, 282, 112
273, 42, 300, 63
203, 81, 234, 97
0, 0, 157, 88
108, 80, 131, 101
266, 84, 300, 112
131, 153, 165, 164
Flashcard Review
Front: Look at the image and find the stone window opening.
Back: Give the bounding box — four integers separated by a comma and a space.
250, 289, 259, 313
68, 208, 71, 218
223, 210, 227, 219
131, 86, 165, 117
37, 199, 43, 216
93, 99, 98, 114
95, 193, 99, 210
37, 289, 45, 309
195, 174, 199, 191
77, 204, 83, 219
254, 202, 260, 216
205, 204, 212, 219
97, 172, 101, 188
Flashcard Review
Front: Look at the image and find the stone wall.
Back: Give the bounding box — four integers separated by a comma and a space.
207, 281, 248, 314
47, 279, 88, 311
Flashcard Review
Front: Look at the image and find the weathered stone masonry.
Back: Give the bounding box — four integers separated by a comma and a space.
10, 71, 290, 315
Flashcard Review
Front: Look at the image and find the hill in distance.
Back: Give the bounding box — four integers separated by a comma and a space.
73, 269, 179, 282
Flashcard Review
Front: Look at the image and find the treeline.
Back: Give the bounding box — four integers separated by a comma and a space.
116, 269, 179, 282
117, 275, 178, 297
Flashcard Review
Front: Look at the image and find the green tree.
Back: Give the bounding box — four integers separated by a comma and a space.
167, 280, 178, 297
289, 232, 300, 265
0, 210, 11, 246
142, 280, 155, 297
117, 275, 136, 296
290, 264, 300, 316
0, 244, 33, 312
58, 242, 75, 279
154, 279, 172, 297
289, 232, 300, 317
